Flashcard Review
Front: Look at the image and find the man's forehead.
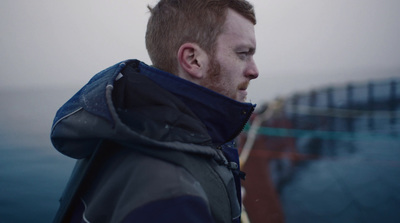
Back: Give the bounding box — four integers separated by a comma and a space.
222, 9, 256, 39
219, 27, 256, 49
223, 9, 255, 28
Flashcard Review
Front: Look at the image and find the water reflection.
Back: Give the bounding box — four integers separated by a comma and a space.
0, 87, 76, 222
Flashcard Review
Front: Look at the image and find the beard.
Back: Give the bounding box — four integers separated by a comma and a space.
199, 59, 230, 98
199, 58, 248, 102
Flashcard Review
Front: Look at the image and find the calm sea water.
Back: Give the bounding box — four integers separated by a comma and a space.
0, 87, 76, 223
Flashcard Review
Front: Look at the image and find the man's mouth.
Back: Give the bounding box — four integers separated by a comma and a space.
237, 82, 250, 102
238, 82, 249, 91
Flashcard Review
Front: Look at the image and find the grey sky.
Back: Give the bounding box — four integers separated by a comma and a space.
1, 0, 399, 104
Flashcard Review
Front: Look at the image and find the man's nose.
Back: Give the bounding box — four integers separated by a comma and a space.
246, 60, 259, 79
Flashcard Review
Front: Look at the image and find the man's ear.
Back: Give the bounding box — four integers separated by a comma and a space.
177, 43, 208, 79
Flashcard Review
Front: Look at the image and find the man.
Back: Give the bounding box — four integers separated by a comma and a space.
51, 0, 258, 222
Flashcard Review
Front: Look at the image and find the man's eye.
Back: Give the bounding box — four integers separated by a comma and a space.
238, 52, 249, 59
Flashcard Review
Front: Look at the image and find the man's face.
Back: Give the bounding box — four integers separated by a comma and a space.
200, 9, 259, 102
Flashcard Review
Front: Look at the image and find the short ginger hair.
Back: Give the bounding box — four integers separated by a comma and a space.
145, 0, 256, 75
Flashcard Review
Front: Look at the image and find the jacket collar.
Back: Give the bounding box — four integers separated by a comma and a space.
137, 61, 256, 146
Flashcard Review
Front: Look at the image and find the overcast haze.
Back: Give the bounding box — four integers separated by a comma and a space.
1, 0, 400, 104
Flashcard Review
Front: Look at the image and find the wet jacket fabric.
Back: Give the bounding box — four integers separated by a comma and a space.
51, 60, 255, 223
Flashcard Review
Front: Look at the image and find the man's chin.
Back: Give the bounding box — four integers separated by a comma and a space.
237, 90, 248, 102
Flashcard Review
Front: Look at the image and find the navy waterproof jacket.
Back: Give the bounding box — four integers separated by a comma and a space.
51, 60, 255, 223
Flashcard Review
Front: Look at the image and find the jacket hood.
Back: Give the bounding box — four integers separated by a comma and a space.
51, 60, 255, 159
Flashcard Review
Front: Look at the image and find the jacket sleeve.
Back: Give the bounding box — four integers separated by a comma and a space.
121, 195, 216, 223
